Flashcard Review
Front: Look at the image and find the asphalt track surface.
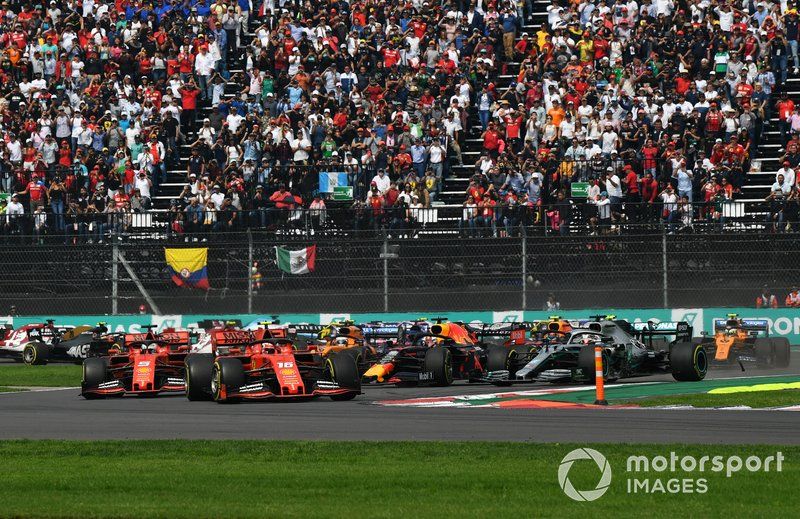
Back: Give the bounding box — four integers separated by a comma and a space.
3, 360, 800, 444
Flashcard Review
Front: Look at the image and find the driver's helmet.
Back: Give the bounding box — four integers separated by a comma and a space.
581, 334, 601, 345
335, 337, 349, 346
727, 328, 737, 336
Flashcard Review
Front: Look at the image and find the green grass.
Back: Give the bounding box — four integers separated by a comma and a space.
0, 441, 796, 518
0, 364, 81, 387
0, 386, 25, 392
622, 389, 800, 408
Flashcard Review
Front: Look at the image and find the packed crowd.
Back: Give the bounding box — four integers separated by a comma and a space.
463, 0, 800, 236
0, 0, 799, 241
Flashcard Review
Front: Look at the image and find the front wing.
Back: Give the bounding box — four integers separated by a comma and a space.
220, 380, 360, 400
81, 377, 186, 397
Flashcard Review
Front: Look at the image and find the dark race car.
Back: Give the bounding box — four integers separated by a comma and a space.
22, 323, 123, 365
362, 322, 485, 386
183, 328, 361, 402
698, 315, 791, 369
80, 328, 192, 398
483, 318, 707, 384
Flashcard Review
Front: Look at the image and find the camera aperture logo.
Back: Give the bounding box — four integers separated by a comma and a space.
558, 448, 612, 502
558, 449, 784, 501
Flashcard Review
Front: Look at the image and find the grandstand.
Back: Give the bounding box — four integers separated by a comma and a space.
1, 0, 798, 237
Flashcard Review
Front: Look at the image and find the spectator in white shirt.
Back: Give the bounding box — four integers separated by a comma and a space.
371, 169, 391, 193
777, 161, 796, 188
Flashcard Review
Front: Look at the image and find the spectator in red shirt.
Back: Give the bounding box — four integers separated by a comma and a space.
179, 81, 200, 131
640, 172, 659, 222
482, 122, 501, 158
16, 173, 47, 212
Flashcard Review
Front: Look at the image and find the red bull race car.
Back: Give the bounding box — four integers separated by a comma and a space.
80, 328, 193, 399
362, 321, 485, 386
183, 328, 361, 403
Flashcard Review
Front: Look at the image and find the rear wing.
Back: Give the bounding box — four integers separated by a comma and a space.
713, 318, 769, 332
361, 323, 402, 338
124, 332, 151, 345
284, 324, 325, 337
196, 319, 242, 331
211, 329, 256, 346
465, 323, 532, 344
631, 321, 693, 341
157, 331, 192, 345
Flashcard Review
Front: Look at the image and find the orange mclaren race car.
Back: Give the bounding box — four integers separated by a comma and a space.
362, 321, 484, 386
698, 314, 791, 369
80, 328, 193, 399
312, 321, 403, 373
183, 328, 361, 402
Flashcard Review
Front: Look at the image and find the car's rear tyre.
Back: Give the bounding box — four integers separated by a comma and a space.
771, 338, 791, 368
755, 338, 774, 368
212, 358, 245, 403
23, 342, 49, 365
327, 353, 360, 401
424, 346, 453, 386
578, 346, 609, 383
671, 342, 708, 381
185, 353, 215, 401
81, 357, 108, 399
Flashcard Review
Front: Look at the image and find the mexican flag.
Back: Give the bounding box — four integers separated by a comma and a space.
275, 245, 316, 275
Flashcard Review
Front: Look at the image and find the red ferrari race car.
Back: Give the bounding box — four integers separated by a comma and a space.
183, 328, 361, 403
80, 328, 192, 399
362, 321, 485, 386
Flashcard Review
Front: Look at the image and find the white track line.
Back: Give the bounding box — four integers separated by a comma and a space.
0, 386, 78, 395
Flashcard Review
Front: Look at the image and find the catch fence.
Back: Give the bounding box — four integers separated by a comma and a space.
0, 232, 795, 315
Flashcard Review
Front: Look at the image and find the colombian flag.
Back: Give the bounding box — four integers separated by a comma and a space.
165, 248, 210, 290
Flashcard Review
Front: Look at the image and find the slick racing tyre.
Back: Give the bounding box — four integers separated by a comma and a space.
327, 353, 360, 401
771, 338, 791, 368
81, 357, 109, 400
578, 346, 609, 383
185, 353, 215, 401
485, 345, 512, 373
339, 347, 363, 366
211, 358, 245, 403
670, 342, 708, 381
424, 346, 453, 386
755, 338, 774, 368
23, 342, 49, 365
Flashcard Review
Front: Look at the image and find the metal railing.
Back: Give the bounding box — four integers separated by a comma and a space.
0, 197, 788, 242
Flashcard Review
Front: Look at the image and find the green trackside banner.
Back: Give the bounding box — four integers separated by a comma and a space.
2, 308, 800, 342
0, 308, 800, 344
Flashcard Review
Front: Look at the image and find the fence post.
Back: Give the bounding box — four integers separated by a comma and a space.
111, 242, 118, 315
383, 238, 389, 313
247, 228, 253, 314
662, 232, 668, 309
521, 227, 527, 310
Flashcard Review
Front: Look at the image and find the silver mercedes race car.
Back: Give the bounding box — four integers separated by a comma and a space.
484, 318, 708, 385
